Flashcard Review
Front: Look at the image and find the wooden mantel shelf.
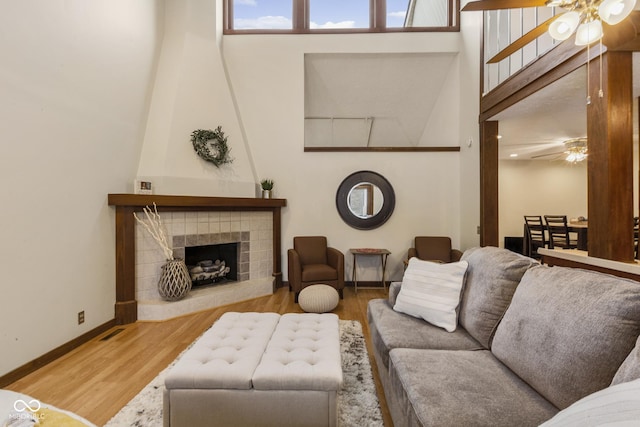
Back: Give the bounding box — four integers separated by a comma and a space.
108, 194, 287, 325
108, 193, 286, 209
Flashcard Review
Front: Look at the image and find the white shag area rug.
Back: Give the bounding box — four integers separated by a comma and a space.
104, 319, 383, 427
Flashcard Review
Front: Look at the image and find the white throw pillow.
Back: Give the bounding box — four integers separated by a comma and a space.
393, 258, 468, 332
539, 378, 640, 427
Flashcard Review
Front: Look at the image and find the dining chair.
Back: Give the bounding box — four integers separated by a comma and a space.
523, 216, 546, 259
544, 215, 578, 250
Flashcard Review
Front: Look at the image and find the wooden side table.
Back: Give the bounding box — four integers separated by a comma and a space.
350, 248, 391, 293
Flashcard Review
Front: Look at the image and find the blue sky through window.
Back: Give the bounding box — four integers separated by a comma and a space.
309, 0, 369, 29
387, 0, 409, 27
233, 0, 409, 30
234, 0, 293, 29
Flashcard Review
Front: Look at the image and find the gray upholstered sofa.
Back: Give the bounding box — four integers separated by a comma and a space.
367, 246, 640, 426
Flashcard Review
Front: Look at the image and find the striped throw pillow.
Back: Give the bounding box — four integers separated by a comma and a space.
393, 258, 468, 332
539, 378, 640, 426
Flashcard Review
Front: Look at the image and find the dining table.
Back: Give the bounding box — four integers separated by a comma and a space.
568, 220, 588, 251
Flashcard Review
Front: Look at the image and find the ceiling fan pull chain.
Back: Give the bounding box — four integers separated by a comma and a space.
598, 39, 604, 98
586, 42, 591, 105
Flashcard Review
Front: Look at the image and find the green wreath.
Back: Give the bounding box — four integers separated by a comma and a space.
191, 127, 233, 167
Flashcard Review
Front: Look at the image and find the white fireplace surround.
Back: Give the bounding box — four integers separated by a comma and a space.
135, 211, 274, 320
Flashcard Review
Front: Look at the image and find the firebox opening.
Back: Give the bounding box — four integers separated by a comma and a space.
185, 242, 238, 287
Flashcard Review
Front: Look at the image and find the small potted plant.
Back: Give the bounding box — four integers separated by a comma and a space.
260, 179, 274, 199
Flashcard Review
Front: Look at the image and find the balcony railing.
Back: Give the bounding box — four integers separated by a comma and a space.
483, 6, 563, 94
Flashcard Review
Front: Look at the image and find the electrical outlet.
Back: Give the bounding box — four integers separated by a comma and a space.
477, 225, 481, 235
78, 311, 85, 325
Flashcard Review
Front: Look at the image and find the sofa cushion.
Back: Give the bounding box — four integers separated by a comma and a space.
492, 265, 640, 410
252, 313, 342, 391
393, 258, 468, 332
165, 312, 280, 390
388, 348, 558, 427
388, 281, 402, 306
367, 299, 482, 371
611, 334, 640, 386
458, 246, 538, 349
540, 378, 640, 427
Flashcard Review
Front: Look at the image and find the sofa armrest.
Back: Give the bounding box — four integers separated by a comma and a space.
389, 281, 402, 306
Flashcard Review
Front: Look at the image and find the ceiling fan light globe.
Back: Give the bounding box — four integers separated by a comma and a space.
610, 3, 625, 15
565, 151, 587, 162
565, 153, 587, 163
599, 0, 636, 24
564, 138, 588, 163
575, 19, 603, 45
549, 11, 581, 40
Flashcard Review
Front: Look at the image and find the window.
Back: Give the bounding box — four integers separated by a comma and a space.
233, 0, 293, 30
386, 0, 408, 28
309, 0, 370, 30
225, 0, 459, 33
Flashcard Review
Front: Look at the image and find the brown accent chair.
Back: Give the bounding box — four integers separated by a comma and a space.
407, 236, 463, 264
288, 236, 345, 302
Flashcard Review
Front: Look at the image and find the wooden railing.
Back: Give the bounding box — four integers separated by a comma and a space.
483, 6, 562, 94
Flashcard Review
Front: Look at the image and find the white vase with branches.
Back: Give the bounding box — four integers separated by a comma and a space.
134, 204, 191, 301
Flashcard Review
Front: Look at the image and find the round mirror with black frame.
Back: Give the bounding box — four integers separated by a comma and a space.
336, 170, 395, 230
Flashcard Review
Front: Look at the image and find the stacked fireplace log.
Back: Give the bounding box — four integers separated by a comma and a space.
188, 259, 231, 283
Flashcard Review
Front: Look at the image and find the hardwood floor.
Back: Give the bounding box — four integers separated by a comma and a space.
6, 286, 393, 427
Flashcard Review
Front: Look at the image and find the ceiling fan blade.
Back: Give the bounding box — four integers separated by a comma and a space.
501, 141, 563, 146
462, 0, 548, 11
531, 151, 564, 159
487, 15, 558, 64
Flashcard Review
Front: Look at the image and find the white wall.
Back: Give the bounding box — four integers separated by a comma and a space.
0, 0, 482, 376
459, 10, 482, 250
223, 30, 481, 282
0, 1, 162, 376
133, 0, 481, 283
499, 160, 588, 246
137, 0, 257, 197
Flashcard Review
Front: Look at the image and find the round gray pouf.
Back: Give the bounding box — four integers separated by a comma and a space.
299, 284, 340, 313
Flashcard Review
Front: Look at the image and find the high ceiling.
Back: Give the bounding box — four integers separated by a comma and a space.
304, 52, 458, 149
490, 52, 640, 160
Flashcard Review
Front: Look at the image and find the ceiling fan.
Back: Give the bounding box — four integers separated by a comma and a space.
531, 138, 588, 161
461, 0, 637, 64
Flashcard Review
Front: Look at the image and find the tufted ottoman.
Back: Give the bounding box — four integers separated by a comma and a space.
163, 312, 343, 427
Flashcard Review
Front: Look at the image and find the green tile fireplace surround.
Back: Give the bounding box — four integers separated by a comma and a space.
107, 194, 287, 325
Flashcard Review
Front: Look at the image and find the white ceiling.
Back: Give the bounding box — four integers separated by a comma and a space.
491, 52, 640, 160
